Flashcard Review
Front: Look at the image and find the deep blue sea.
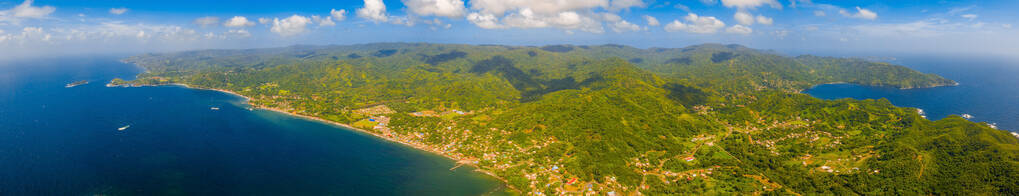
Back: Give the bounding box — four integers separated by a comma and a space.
805, 55, 1019, 133
0, 57, 505, 195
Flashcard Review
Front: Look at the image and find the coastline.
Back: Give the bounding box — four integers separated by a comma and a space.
111, 82, 517, 192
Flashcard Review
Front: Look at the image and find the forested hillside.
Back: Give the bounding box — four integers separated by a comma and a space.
117, 43, 1016, 195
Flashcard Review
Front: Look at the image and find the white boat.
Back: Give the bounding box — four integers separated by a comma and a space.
961, 114, 974, 119
118, 125, 130, 131
211, 107, 220, 110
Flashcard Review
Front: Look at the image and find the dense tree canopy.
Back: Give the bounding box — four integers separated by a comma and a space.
117, 43, 1015, 195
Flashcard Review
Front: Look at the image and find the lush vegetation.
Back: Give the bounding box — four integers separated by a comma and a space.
118, 43, 1015, 195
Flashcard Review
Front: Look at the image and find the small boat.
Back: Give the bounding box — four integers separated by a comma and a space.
211, 107, 220, 110
961, 114, 974, 119
118, 125, 130, 131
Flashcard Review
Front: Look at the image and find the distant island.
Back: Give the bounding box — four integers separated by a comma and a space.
65, 80, 89, 88
115, 43, 1018, 195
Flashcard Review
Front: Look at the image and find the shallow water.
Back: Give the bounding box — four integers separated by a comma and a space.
0, 56, 505, 195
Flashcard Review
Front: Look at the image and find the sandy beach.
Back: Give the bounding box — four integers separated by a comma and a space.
132, 83, 516, 192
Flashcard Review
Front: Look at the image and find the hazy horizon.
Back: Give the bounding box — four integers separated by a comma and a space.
1, 0, 1017, 60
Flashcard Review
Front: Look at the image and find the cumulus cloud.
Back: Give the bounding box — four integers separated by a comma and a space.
0, 0, 56, 22
331, 9, 347, 21
840, 7, 877, 20
609, 20, 640, 33
358, 0, 390, 23
9, 26, 50, 42
644, 15, 659, 26
756, 15, 772, 25
258, 17, 271, 24
401, 0, 466, 18
603, 13, 639, 33
193, 16, 220, 27
224, 16, 255, 28
312, 15, 336, 26
664, 13, 725, 34
467, 13, 502, 29
726, 24, 752, 34
109, 7, 128, 15
720, 0, 781, 9
465, 0, 633, 33
499, 9, 604, 33
270, 15, 312, 36
734, 11, 754, 25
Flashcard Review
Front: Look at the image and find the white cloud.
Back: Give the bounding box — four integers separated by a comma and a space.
401, 0, 466, 18
814, 10, 825, 16
961, 14, 978, 21
331, 9, 347, 21
467, 12, 502, 29
664, 13, 725, 34
643, 15, 659, 26
756, 15, 772, 25
224, 16, 255, 28
193, 16, 220, 27
608, 0, 646, 11
20, 27, 46, 41
465, 0, 633, 33
358, 0, 390, 23
500, 9, 604, 33
604, 14, 639, 33
1004, 24, 1012, 29
0, 0, 56, 22
734, 11, 754, 25
610, 20, 639, 33
422, 18, 452, 30
258, 17, 271, 24
270, 15, 312, 36
840, 7, 877, 20
109, 7, 128, 15
468, 0, 608, 16
312, 15, 336, 26
720, 0, 781, 9
225, 29, 251, 38
389, 16, 416, 26
726, 24, 752, 35
664, 20, 686, 32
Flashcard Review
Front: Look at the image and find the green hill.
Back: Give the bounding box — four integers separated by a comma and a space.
118, 43, 1015, 195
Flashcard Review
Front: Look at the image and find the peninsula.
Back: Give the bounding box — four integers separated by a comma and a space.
114, 43, 1018, 195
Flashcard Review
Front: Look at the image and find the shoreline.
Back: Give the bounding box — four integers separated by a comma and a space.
115, 82, 517, 192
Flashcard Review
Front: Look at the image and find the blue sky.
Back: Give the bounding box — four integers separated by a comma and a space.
1, 0, 1016, 59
